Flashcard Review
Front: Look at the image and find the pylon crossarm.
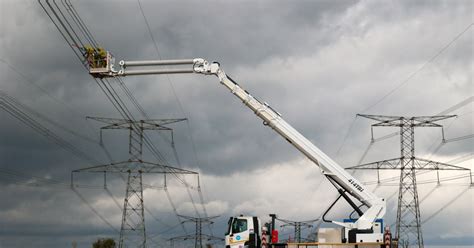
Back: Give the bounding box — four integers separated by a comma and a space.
88, 117, 186, 141
413, 157, 471, 170
169, 235, 223, 242
357, 114, 402, 122
347, 157, 401, 170
101, 123, 134, 130
137, 118, 186, 130
168, 235, 195, 241
140, 161, 198, 174
411, 122, 442, 128
280, 223, 313, 227
177, 214, 198, 221
146, 118, 187, 125
89, 116, 185, 126
277, 218, 319, 224
177, 214, 219, 222
372, 122, 402, 127
412, 115, 457, 124
72, 160, 198, 174
99, 122, 170, 131
72, 160, 132, 173
358, 114, 457, 128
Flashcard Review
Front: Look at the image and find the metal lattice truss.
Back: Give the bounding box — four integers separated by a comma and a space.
346, 114, 471, 248
88, 116, 186, 161
277, 218, 319, 243
120, 171, 146, 248
349, 157, 470, 171
358, 114, 456, 127
72, 117, 197, 248
169, 215, 222, 248
88, 117, 186, 133
72, 160, 198, 174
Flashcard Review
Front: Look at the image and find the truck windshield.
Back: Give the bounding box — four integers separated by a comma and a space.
231, 219, 248, 234
225, 218, 233, 235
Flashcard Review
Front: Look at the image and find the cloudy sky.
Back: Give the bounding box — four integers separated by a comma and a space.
0, 0, 473, 247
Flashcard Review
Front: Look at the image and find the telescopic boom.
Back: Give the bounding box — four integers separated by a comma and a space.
90, 55, 386, 231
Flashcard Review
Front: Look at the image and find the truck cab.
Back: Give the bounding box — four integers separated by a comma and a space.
226, 216, 261, 248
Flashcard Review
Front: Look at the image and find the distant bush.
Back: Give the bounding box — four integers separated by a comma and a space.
92, 238, 116, 248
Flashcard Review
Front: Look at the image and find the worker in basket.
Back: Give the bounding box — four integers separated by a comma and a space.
84, 45, 107, 69
96, 47, 107, 67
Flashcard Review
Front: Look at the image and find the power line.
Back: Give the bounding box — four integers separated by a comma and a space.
169, 215, 222, 248
0, 58, 94, 127
1, 90, 101, 165
421, 187, 471, 224
0, 166, 175, 233
348, 114, 471, 248
356, 96, 473, 168
72, 117, 197, 248
165, 187, 189, 235
447, 153, 473, 164
37, 1, 205, 242
335, 115, 358, 158
437, 96, 474, 115
135, 0, 211, 232
422, 96, 473, 159
1, 89, 97, 144
0, 168, 100, 189
0, 166, 121, 235
364, 172, 472, 186
277, 217, 319, 243
361, 22, 473, 113
337, 23, 473, 158
38, 0, 170, 167
72, 187, 120, 233
47, 0, 206, 194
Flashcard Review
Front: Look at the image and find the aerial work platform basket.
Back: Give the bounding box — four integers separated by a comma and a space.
84, 46, 115, 78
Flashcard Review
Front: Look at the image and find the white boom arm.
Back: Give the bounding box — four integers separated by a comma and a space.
94, 57, 386, 230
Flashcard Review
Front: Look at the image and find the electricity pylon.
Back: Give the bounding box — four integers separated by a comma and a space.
277, 218, 319, 243
72, 117, 198, 248
169, 215, 222, 248
347, 114, 471, 248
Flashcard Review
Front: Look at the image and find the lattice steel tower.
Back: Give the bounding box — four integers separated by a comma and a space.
348, 114, 470, 248
72, 117, 198, 248
169, 215, 222, 248
277, 218, 318, 243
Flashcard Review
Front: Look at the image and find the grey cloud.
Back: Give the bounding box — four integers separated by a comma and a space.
1, 0, 473, 247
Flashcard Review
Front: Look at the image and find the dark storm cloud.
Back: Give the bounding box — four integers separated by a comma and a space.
1, 0, 473, 247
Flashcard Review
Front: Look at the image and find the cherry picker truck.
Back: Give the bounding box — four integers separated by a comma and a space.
85, 51, 388, 248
